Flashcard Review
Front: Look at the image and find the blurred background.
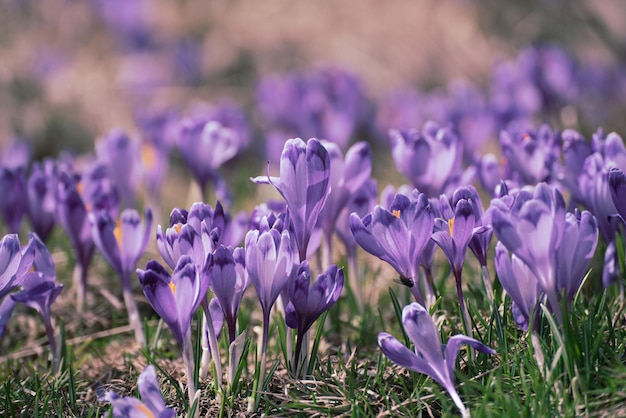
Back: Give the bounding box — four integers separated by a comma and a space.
1, 0, 626, 161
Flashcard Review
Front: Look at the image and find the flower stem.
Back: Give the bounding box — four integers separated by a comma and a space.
120, 272, 145, 346
347, 248, 363, 312
480, 264, 494, 304
248, 312, 269, 412
205, 307, 223, 392
72, 263, 87, 312
42, 315, 59, 374
455, 269, 473, 358
183, 331, 197, 404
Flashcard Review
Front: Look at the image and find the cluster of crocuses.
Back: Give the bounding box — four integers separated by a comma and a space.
4, 40, 626, 417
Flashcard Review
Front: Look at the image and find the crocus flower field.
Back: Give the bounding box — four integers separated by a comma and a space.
2, 2, 626, 417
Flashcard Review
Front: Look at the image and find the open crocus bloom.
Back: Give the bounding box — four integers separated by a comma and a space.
378, 302, 495, 417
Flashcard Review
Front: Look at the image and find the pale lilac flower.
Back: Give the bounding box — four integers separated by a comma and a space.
285, 261, 343, 375
91, 208, 152, 345
10, 233, 63, 372
205, 245, 248, 344
252, 137, 331, 261
389, 121, 462, 197
350, 191, 434, 305
378, 302, 495, 417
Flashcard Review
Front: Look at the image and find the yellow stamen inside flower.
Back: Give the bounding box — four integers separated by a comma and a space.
174, 223, 182, 234
169, 281, 176, 295
448, 217, 455, 235
135, 403, 155, 418
76, 181, 84, 196
392, 210, 401, 218
114, 218, 123, 250
29, 266, 35, 273
141, 144, 157, 168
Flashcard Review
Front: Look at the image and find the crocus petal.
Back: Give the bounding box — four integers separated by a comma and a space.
377, 332, 440, 385
401, 302, 444, 369
137, 365, 171, 416
445, 335, 496, 378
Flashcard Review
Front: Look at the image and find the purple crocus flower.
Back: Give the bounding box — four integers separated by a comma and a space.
26, 159, 57, 241
11, 233, 63, 372
138, 256, 207, 349
137, 256, 209, 401
447, 186, 494, 302
156, 205, 209, 271
499, 124, 559, 186
494, 242, 541, 331
432, 189, 483, 331
55, 168, 96, 310
251, 137, 331, 261
99, 365, 175, 418
178, 118, 242, 203
0, 234, 34, 339
490, 183, 598, 323
245, 214, 298, 409
389, 121, 462, 197
336, 178, 377, 310
285, 261, 343, 376
317, 141, 372, 266
95, 129, 142, 209
257, 68, 367, 155
378, 302, 495, 417
0, 165, 27, 234
205, 245, 248, 344
350, 191, 434, 305
609, 167, 626, 220
91, 208, 153, 346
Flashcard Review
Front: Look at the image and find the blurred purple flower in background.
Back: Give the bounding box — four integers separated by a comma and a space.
499, 124, 560, 186
0, 165, 27, 234
178, 118, 242, 204
378, 302, 495, 417
95, 129, 142, 209
317, 141, 372, 267
55, 165, 96, 310
26, 159, 57, 241
257, 67, 368, 160
389, 121, 463, 197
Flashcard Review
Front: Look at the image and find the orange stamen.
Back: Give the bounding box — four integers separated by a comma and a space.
135, 403, 155, 418
392, 210, 401, 218
174, 223, 182, 234
114, 218, 123, 250
448, 217, 455, 235
141, 144, 157, 168
169, 281, 176, 295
